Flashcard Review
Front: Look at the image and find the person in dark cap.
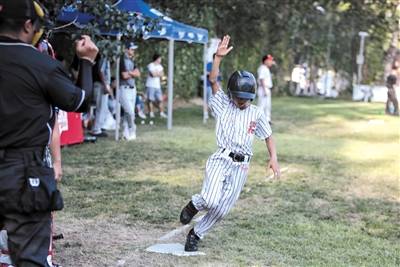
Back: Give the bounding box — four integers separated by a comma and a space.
0, 0, 98, 266
119, 41, 140, 140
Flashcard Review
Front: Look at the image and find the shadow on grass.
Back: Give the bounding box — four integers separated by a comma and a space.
208, 179, 400, 266
63, 177, 190, 224
62, 137, 211, 172
240, 179, 399, 239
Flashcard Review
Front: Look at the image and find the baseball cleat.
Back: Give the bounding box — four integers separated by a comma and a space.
180, 201, 198, 224
184, 228, 200, 252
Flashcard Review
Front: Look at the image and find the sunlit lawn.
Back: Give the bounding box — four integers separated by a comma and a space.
57, 96, 399, 266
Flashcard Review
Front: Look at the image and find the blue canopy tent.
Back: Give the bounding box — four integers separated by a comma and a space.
58, 0, 209, 136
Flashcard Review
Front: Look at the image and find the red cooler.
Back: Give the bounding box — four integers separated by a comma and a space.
59, 112, 84, 146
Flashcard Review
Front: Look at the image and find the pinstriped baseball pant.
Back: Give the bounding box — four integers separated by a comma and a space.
191, 151, 250, 238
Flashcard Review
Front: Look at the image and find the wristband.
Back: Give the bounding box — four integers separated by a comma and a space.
80, 57, 96, 65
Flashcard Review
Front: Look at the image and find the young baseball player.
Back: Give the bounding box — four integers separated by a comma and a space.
180, 35, 280, 252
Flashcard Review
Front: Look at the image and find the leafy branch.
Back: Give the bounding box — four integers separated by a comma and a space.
43, 0, 159, 59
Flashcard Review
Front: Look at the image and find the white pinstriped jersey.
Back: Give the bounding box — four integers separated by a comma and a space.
209, 88, 272, 156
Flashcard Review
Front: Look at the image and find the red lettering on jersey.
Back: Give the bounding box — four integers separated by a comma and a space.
247, 121, 256, 134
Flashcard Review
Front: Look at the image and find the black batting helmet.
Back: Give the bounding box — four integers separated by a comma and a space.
227, 70, 256, 100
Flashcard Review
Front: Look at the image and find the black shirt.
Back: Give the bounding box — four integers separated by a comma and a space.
0, 37, 86, 148
92, 54, 102, 83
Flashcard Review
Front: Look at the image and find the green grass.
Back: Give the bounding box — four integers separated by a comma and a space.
57, 96, 399, 266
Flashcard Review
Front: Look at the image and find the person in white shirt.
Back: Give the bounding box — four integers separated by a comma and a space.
257, 54, 274, 123
145, 54, 167, 118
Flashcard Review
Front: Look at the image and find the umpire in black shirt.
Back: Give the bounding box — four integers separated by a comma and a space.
0, 0, 98, 266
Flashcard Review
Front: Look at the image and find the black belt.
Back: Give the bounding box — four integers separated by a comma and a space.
221, 148, 250, 162
121, 85, 135, 89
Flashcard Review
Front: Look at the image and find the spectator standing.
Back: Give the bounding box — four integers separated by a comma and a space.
120, 42, 140, 140
257, 54, 274, 123
146, 53, 167, 118
91, 54, 113, 137
291, 64, 302, 95
385, 74, 399, 116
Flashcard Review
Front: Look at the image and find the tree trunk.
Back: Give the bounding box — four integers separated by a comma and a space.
383, 4, 400, 81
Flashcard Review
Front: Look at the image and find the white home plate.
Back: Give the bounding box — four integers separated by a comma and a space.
146, 243, 205, 256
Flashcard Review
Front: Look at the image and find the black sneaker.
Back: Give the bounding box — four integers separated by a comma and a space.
90, 131, 108, 137
184, 228, 200, 252
180, 201, 198, 225
84, 135, 97, 143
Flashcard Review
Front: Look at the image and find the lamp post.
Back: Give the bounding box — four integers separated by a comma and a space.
323, 14, 333, 97
356, 31, 369, 85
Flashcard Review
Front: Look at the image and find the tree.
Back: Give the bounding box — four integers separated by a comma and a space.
42, 0, 158, 60
383, 2, 400, 80
43, 0, 396, 98
151, 0, 398, 94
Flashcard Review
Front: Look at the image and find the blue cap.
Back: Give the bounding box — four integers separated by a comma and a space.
125, 41, 138, 50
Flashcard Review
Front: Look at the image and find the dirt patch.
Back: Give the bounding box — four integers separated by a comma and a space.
346, 212, 362, 224
53, 215, 183, 266
307, 198, 337, 220
308, 198, 329, 210
347, 181, 400, 202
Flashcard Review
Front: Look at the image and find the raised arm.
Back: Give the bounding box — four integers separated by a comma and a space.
209, 35, 233, 95
75, 35, 98, 112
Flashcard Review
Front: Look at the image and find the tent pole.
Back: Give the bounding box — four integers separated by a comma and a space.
203, 43, 208, 124
115, 34, 122, 141
167, 39, 174, 130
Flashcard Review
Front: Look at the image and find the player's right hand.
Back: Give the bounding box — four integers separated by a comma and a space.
75, 35, 99, 63
269, 158, 280, 180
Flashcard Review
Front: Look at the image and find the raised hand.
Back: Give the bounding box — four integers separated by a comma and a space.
216, 35, 233, 58
75, 35, 99, 63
